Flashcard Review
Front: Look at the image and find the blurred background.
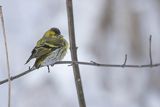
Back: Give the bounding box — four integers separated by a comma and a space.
0, 0, 160, 107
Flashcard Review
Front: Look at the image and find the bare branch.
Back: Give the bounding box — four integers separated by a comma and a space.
66, 0, 86, 107
0, 61, 160, 86
0, 68, 35, 85
0, 6, 11, 107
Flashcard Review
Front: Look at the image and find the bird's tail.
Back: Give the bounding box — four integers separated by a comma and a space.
25, 55, 32, 64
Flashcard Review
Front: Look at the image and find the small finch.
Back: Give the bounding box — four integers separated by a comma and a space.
25, 27, 68, 70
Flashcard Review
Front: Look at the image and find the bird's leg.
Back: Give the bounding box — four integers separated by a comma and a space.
47, 65, 50, 73
51, 64, 54, 67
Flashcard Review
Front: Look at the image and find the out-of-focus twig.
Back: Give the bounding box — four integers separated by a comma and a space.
0, 6, 11, 107
66, 0, 86, 107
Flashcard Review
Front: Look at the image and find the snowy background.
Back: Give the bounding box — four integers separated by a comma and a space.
0, 0, 160, 107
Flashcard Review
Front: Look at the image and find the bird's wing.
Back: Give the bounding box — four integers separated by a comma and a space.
25, 37, 63, 64
33, 37, 63, 57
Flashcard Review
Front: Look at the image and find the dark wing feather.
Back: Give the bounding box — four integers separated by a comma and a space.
25, 37, 63, 64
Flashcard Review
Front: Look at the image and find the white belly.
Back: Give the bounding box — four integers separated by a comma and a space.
41, 48, 67, 66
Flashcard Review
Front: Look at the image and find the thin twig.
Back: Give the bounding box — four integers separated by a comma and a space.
0, 6, 11, 107
0, 61, 160, 85
122, 54, 128, 67
66, 0, 86, 107
149, 35, 153, 66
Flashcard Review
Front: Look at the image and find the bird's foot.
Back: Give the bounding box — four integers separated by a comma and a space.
47, 65, 50, 73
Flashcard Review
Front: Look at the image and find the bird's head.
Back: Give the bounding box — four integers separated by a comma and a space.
44, 27, 61, 38
50, 28, 61, 35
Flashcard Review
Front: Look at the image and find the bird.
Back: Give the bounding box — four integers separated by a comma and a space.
25, 27, 69, 71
